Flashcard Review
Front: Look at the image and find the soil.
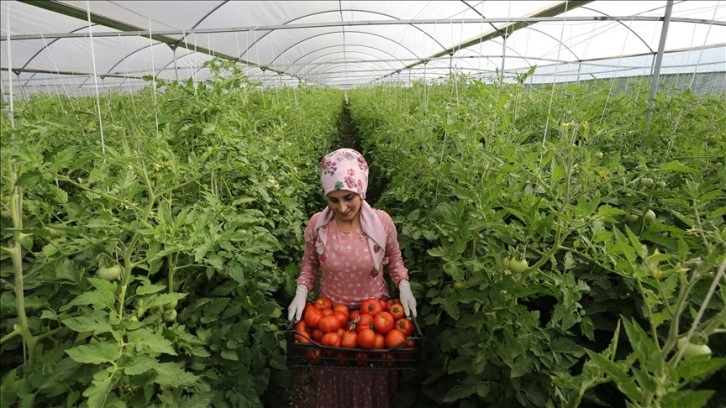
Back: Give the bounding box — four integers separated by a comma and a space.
289, 369, 315, 408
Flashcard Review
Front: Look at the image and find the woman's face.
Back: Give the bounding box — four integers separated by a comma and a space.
326, 190, 362, 222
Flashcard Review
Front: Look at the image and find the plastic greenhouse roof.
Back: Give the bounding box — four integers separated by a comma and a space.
1, 0, 725, 97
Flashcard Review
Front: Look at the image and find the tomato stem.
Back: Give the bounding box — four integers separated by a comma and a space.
8, 168, 38, 363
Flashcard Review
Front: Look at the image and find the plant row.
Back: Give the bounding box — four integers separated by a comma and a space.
0, 59, 342, 408
347, 76, 726, 408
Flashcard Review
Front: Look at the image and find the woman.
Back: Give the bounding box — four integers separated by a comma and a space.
287, 148, 417, 408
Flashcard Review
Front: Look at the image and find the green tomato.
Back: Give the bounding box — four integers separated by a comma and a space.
509, 259, 529, 273
625, 214, 640, 223
162, 309, 177, 323
594, 151, 603, 159
677, 338, 712, 358
640, 177, 654, 187
503, 257, 512, 270
656, 181, 666, 188
452, 281, 466, 290
164, 299, 178, 310
97, 265, 122, 281
644, 210, 656, 222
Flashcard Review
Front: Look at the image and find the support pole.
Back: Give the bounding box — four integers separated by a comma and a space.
646, 0, 674, 123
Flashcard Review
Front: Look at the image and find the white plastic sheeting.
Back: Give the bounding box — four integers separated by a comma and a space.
1, 0, 724, 97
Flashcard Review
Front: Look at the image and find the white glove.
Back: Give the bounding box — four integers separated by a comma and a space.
287, 285, 308, 323
398, 280, 417, 318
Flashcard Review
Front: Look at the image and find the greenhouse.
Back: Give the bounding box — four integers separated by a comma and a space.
1, 1, 725, 407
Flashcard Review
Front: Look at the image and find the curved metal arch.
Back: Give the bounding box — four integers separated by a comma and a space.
237, 8, 449, 60
458, 0, 511, 41
283, 43, 409, 74
99, 0, 230, 85
268, 29, 420, 68
296, 50, 400, 78
19, 1, 229, 89
459, 1, 581, 63
580, 5, 654, 54
18, 24, 102, 88
515, 25, 581, 62
444, 48, 503, 71
299, 58, 397, 85
169, 1, 229, 48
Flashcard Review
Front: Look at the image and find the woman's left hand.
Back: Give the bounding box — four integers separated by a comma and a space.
398, 280, 417, 318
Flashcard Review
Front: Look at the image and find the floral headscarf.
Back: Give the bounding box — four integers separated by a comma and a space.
314, 148, 387, 275
320, 148, 369, 198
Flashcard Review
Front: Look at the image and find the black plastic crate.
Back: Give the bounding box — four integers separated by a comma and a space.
286, 318, 423, 370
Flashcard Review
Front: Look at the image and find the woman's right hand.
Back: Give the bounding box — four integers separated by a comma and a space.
287, 285, 309, 323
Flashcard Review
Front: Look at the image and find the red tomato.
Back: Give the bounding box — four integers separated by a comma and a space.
349, 310, 361, 322
333, 310, 348, 328
321, 332, 341, 347
360, 298, 383, 316
385, 329, 407, 349
355, 314, 375, 333
320, 308, 333, 317
389, 303, 405, 320
374, 333, 385, 349
379, 298, 389, 311
304, 307, 322, 329
357, 328, 377, 349
294, 321, 311, 343
318, 315, 341, 333
311, 328, 324, 342
314, 297, 333, 310
403, 339, 415, 348
373, 311, 394, 334
341, 330, 358, 348
333, 303, 349, 317
394, 318, 414, 337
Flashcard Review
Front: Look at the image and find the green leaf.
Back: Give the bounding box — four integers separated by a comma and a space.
443, 383, 476, 403
660, 390, 714, 408
87, 277, 118, 292
441, 298, 461, 320
122, 355, 158, 375
677, 357, 726, 382
624, 226, 646, 260
66, 342, 120, 364
127, 328, 177, 356
220, 350, 239, 361
584, 350, 642, 402
61, 315, 114, 335
597, 205, 625, 217
153, 362, 200, 387
622, 318, 655, 361
593, 231, 613, 243
135, 283, 166, 295
659, 160, 699, 174
15, 171, 43, 188
67, 290, 116, 310
83, 367, 115, 408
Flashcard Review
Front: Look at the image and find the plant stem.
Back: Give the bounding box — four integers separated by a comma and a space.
8, 170, 37, 362
673, 257, 726, 365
